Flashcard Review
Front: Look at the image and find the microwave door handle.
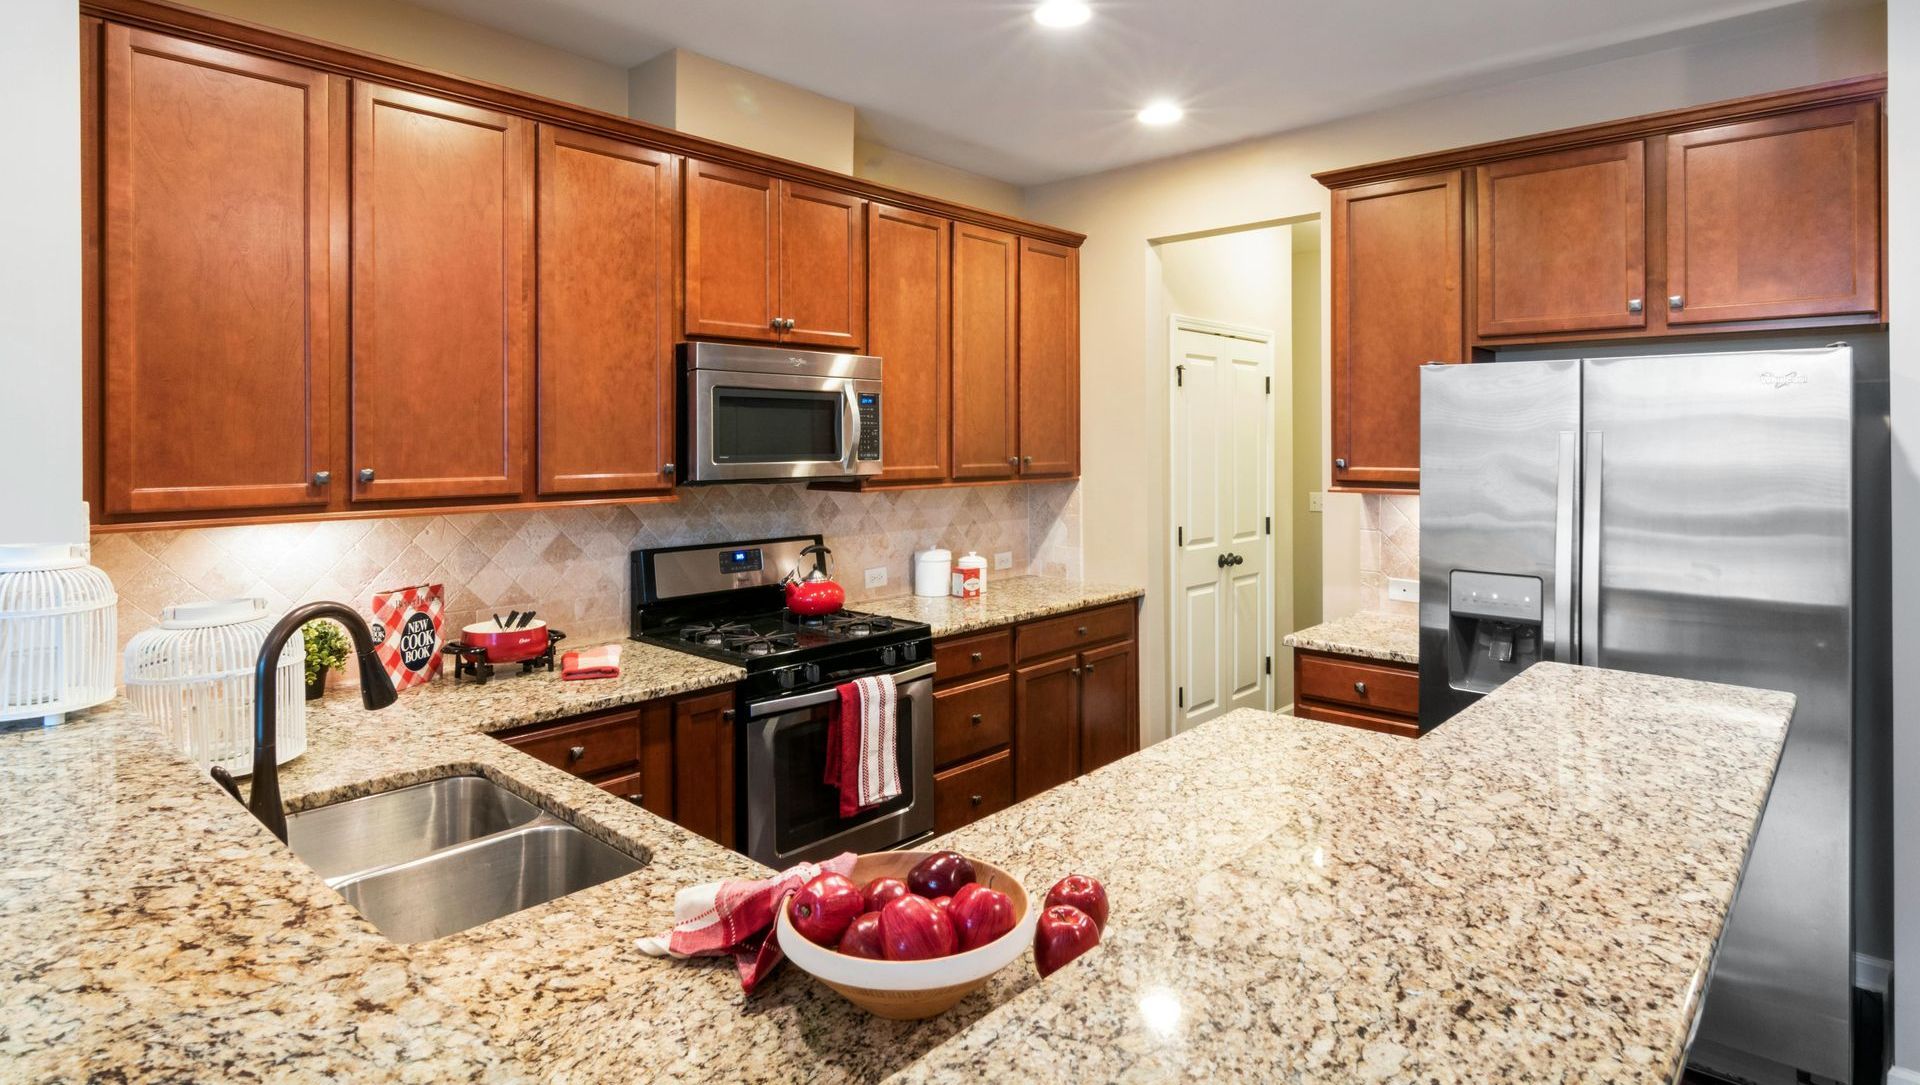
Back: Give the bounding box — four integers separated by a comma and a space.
841, 384, 862, 475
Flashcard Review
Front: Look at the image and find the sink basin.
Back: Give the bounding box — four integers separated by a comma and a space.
286, 775, 543, 883
334, 821, 642, 943
284, 774, 642, 942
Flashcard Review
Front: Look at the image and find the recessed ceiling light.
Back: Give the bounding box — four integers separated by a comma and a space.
1033, 1, 1092, 28
1137, 100, 1184, 126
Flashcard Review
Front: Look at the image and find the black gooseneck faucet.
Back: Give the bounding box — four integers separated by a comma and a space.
209, 601, 399, 843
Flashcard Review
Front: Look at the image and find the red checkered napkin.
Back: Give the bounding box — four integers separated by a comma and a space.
635, 852, 858, 992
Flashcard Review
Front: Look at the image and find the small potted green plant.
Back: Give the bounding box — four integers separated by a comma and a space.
303, 618, 349, 701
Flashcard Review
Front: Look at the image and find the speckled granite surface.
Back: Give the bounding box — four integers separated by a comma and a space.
1, 658, 1788, 1084
1285, 605, 1421, 664
864, 575, 1143, 637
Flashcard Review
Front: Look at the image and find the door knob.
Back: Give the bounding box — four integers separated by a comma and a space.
1232, 554, 1245, 566
357, 467, 375, 483
311, 471, 331, 486
568, 745, 586, 762
1217, 554, 1230, 568
1353, 681, 1367, 696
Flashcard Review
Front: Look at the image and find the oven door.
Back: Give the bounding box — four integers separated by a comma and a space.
685, 369, 880, 482
743, 662, 935, 868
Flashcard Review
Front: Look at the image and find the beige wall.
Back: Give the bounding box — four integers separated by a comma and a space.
632, 49, 856, 174
1023, 3, 1887, 745
1289, 222, 1323, 631
854, 139, 1025, 217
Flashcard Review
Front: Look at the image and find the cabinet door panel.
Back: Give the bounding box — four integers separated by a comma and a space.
672, 690, 736, 848
1018, 238, 1079, 479
1078, 639, 1136, 777
951, 224, 1019, 480
351, 83, 531, 501
684, 158, 779, 342
934, 751, 1013, 834
102, 27, 338, 514
1666, 101, 1880, 324
536, 127, 675, 495
1475, 141, 1647, 337
1330, 171, 1464, 490
1013, 654, 1078, 801
778, 181, 866, 349
867, 203, 950, 482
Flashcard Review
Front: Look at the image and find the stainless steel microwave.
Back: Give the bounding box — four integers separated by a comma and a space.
677, 342, 883, 484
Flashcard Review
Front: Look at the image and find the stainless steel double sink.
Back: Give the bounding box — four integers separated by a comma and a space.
285, 776, 642, 943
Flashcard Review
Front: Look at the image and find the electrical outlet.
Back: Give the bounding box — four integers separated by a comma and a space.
1308, 491, 1324, 513
993, 550, 1013, 570
1387, 577, 1418, 603
864, 566, 887, 589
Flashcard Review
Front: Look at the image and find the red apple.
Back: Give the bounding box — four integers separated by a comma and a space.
789, 872, 863, 947
1033, 904, 1100, 977
879, 894, 957, 960
1044, 874, 1109, 932
949, 883, 1016, 951
836, 911, 886, 959
931, 895, 952, 917
908, 851, 977, 898
862, 876, 911, 913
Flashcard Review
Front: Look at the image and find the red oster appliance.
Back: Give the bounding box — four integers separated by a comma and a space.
783, 543, 846, 617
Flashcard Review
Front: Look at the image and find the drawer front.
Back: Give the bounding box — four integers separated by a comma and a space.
934, 750, 1013, 834
1296, 653, 1419, 717
934, 628, 1011, 684
1015, 602, 1134, 663
1294, 700, 1422, 739
591, 768, 650, 805
934, 673, 1011, 767
504, 708, 642, 778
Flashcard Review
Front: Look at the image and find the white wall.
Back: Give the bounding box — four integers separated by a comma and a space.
1023, 3, 1886, 750
1, 0, 85, 545
630, 48, 856, 174
1887, 3, 1919, 1081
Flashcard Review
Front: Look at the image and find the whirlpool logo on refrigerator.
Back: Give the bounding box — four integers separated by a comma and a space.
1759, 370, 1809, 389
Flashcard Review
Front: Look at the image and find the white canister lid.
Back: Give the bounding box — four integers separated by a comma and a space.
956, 551, 986, 567
159, 598, 271, 629
915, 548, 952, 563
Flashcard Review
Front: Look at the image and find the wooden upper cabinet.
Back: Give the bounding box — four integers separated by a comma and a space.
535, 126, 676, 496
1665, 101, 1881, 325
100, 26, 342, 515
350, 83, 531, 502
1475, 141, 1647, 337
1330, 171, 1464, 491
1017, 238, 1079, 479
950, 223, 1020, 481
866, 203, 950, 483
778, 181, 866, 349
684, 159, 867, 349
684, 158, 779, 342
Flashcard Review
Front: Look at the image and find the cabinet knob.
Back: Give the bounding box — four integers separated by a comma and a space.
625, 793, 645, 806
970, 713, 983, 724
970, 794, 983, 806
358, 467, 376, 483
1353, 681, 1367, 696
1627, 298, 1643, 313
567, 745, 586, 762
969, 651, 983, 663
1007, 457, 1018, 467
1021, 456, 1032, 467
1070, 666, 1081, 675
770, 317, 783, 330
1076, 626, 1087, 636
785, 318, 797, 330
1669, 295, 1684, 310
1334, 458, 1347, 469
311, 470, 331, 486
1084, 662, 1096, 673
721, 708, 736, 722
662, 462, 676, 478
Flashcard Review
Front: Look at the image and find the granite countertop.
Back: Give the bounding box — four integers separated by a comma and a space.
1285, 605, 1421, 664
3, 638, 1788, 1082
864, 575, 1144, 637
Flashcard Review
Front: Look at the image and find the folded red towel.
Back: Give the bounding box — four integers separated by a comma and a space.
634, 851, 857, 992
823, 673, 901, 818
561, 644, 621, 681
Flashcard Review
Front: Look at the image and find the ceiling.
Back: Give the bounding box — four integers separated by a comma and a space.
409, 0, 1872, 186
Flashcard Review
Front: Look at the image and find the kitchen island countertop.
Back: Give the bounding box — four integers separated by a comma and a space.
1, 657, 1789, 1083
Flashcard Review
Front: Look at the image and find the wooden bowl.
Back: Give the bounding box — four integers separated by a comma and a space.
776, 852, 1036, 1020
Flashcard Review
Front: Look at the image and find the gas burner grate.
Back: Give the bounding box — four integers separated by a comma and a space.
726, 632, 798, 657
826, 614, 896, 637
681, 621, 754, 647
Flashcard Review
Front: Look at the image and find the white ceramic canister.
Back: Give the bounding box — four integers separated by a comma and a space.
913, 549, 952, 598
952, 552, 987, 599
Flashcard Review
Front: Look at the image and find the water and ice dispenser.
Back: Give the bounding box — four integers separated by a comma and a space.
1443, 571, 1543, 694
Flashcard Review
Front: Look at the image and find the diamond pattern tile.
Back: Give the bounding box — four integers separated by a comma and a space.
1357, 494, 1421, 609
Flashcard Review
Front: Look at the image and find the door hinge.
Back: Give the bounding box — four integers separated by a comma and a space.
1265, 376, 1271, 394
1176, 525, 1183, 546
1264, 655, 1272, 676
1265, 515, 1271, 535
1177, 686, 1185, 708
1175, 364, 1185, 388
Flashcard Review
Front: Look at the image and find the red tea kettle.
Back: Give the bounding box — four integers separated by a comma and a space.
783, 543, 846, 616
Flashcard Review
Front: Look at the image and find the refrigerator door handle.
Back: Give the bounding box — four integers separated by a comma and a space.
1580, 431, 1603, 667
1554, 431, 1576, 663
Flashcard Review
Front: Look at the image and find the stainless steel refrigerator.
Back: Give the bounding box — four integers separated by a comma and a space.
1419, 343, 1890, 1084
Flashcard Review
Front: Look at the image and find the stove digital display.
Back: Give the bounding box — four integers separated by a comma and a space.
719, 548, 763, 574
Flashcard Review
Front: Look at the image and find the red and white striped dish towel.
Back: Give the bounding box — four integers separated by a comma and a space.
560, 643, 620, 681
635, 852, 857, 992
823, 673, 901, 818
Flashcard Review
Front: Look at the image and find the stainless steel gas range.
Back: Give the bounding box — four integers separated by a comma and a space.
629, 535, 934, 868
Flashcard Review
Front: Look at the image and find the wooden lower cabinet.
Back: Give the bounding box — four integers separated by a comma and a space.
495, 685, 733, 843
1011, 654, 1080, 800
1077, 639, 1137, 776
1291, 649, 1420, 738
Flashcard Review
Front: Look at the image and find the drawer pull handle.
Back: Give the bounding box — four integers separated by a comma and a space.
970, 713, 983, 725
970, 794, 983, 806
1353, 681, 1367, 696
568, 745, 586, 762
970, 651, 983, 663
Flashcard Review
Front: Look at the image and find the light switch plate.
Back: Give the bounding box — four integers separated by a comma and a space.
864, 567, 887, 589
1387, 577, 1418, 603
1308, 492, 1324, 513
993, 551, 1013, 570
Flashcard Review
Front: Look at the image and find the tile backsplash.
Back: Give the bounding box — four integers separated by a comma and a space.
93, 482, 1082, 674
1358, 494, 1418, 609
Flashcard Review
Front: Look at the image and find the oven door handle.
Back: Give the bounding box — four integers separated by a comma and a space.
748, 660, 936, 717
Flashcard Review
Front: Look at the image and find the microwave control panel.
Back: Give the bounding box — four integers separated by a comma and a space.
856, 393, 882, 461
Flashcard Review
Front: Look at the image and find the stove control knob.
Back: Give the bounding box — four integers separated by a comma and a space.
775, 666, 800, 690
803, 663, 821, 685
881, 645, 898, 667
902, 642, 918, 662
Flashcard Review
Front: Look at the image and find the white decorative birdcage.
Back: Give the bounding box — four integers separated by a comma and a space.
0, 543, 117, 725
124, 598, 305, 775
